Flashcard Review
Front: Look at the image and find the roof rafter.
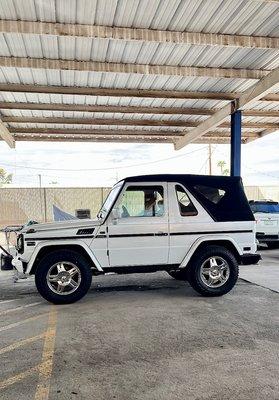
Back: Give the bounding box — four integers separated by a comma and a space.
0, 83, 277, 101
0, 19, 278, 50
0, 117, 15, 148
0, 102, 278, 117
175, 67, 279, 150
9, 127, 259, 139
0, 56, 270, 80
4, 116, 278, 130
11, 136, 250, 145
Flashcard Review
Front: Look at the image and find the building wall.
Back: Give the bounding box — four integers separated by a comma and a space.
0, 186, 278, 228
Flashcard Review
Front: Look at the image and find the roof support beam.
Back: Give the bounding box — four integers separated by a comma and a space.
9, 127, 259, 139
0, 117, 15, 148
0, 57, 269, 80
0, 20, 278, 50
0, 83, 277, 102
0, 102, 278, 117
175, 68, 279, 150
4, 116, 278, 130
9, 135, 252, 145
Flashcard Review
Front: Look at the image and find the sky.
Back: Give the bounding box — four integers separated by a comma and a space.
0, 130, 278, 188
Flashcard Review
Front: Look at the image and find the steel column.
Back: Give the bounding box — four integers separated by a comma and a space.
230, 110, 242, 176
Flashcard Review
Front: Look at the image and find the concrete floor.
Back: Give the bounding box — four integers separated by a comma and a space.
0, 249, 278, 400
239, 247, 279, 293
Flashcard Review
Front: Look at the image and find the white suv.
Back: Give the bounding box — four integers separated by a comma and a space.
12, 174, 260, 304
249, 200, 279, 248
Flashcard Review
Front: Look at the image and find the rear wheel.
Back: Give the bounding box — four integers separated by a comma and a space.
167, 269, 188, 281
35, 249, 92, 304
186, 246, 239, 297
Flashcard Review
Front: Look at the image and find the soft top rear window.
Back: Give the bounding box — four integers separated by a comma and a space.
193, 185, 226, 205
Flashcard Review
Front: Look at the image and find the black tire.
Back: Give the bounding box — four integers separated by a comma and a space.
167, 269, 188, 281
186, 245, 239, 297
35, 249, 92, 304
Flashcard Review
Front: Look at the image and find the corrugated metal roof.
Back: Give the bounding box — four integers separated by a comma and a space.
0, 0, 278, 146
0, 0, 278, 36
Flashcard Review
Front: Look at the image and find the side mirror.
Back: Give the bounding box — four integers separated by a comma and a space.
111, 207, 121, 220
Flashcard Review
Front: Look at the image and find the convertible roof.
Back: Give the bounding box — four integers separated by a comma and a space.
124, 174, 254, 222
124, 174, 241, 184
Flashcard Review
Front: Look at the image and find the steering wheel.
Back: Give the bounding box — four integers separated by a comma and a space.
121, 205, 130, 218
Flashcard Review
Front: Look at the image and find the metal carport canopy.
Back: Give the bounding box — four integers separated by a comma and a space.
0, 0, 278, 155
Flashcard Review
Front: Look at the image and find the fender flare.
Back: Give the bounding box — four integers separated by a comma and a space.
26, 240, 103, 274
179, 235, 243, 269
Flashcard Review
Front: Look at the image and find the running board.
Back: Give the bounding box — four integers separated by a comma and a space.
101, 264, 180, 274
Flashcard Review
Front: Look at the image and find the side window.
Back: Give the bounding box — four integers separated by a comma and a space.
175, 185, 198, 217
119, 186, 164, 218
194, 185, 225, 204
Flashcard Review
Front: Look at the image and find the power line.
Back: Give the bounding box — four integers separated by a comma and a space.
0, 145, 208, 172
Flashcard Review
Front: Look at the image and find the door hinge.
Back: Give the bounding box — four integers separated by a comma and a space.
107, 249, 109, 256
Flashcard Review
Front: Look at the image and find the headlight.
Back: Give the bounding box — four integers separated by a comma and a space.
16, 234, 24, 253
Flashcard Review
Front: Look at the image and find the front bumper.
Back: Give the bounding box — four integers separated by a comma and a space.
11, 256, 24, 273
240, 253, 261, 265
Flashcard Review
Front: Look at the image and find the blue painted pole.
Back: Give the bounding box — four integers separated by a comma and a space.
230, 110, 242, 177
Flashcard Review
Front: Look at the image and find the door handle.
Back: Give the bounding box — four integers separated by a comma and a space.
155, 232, 168, 236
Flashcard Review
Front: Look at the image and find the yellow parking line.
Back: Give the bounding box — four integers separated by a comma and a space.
0, 365, 40, 390
0, 302, 42, 316
34, 306, 57, 400
0, 333, 45, 356
0, 313, 48, 333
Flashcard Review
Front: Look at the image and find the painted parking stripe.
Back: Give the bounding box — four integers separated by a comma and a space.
0, 365, 40, 390
0, 313, 48, 333
34, 307, 57, 400
0, 299, 19, 305
0, 333, 45, 356
0, 302, 42, 317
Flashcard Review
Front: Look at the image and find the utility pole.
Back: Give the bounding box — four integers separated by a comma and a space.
38, 174, 44, 222
208, 144, 212, 175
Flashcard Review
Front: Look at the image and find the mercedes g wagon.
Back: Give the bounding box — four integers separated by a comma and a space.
12, 174, 260, 304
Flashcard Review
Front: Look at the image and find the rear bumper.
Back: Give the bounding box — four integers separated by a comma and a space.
256, 233, 279, 242
240, 253, 261, 265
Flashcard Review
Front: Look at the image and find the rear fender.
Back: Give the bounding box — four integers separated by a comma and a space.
179, 235, 243, 268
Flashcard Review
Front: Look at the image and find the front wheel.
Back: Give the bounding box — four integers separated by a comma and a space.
35, 250, 92, 304
186, 246, 239, 297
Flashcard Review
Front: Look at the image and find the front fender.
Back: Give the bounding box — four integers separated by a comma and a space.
179, 235, 243, 268
26, 240, 103, 274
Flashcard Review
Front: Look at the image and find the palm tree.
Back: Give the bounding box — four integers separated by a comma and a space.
217, 160, 226, 175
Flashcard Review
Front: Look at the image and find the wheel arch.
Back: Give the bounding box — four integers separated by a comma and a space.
27, 241, 102, 275
179, 236, 242, 269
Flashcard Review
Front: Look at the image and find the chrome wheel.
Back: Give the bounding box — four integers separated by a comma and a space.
47, 262, 81, 295
200, 256, 230, 288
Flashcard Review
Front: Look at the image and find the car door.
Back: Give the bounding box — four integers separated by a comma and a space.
168, 182, 213, 264
107, 182, 169, 267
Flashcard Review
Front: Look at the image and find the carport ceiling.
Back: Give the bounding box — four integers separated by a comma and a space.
0, 0, 278, 149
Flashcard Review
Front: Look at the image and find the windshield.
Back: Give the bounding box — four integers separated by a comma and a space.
97, 181, 123, 219
250, 203, 279, 214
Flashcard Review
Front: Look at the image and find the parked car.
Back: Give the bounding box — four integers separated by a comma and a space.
12, 174, 260, 304
249, 200, 279, 248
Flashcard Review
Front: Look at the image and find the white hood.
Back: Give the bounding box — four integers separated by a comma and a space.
21, 218, 102, 234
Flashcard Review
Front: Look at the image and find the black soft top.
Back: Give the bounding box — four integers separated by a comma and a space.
123, 174, 254, 222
